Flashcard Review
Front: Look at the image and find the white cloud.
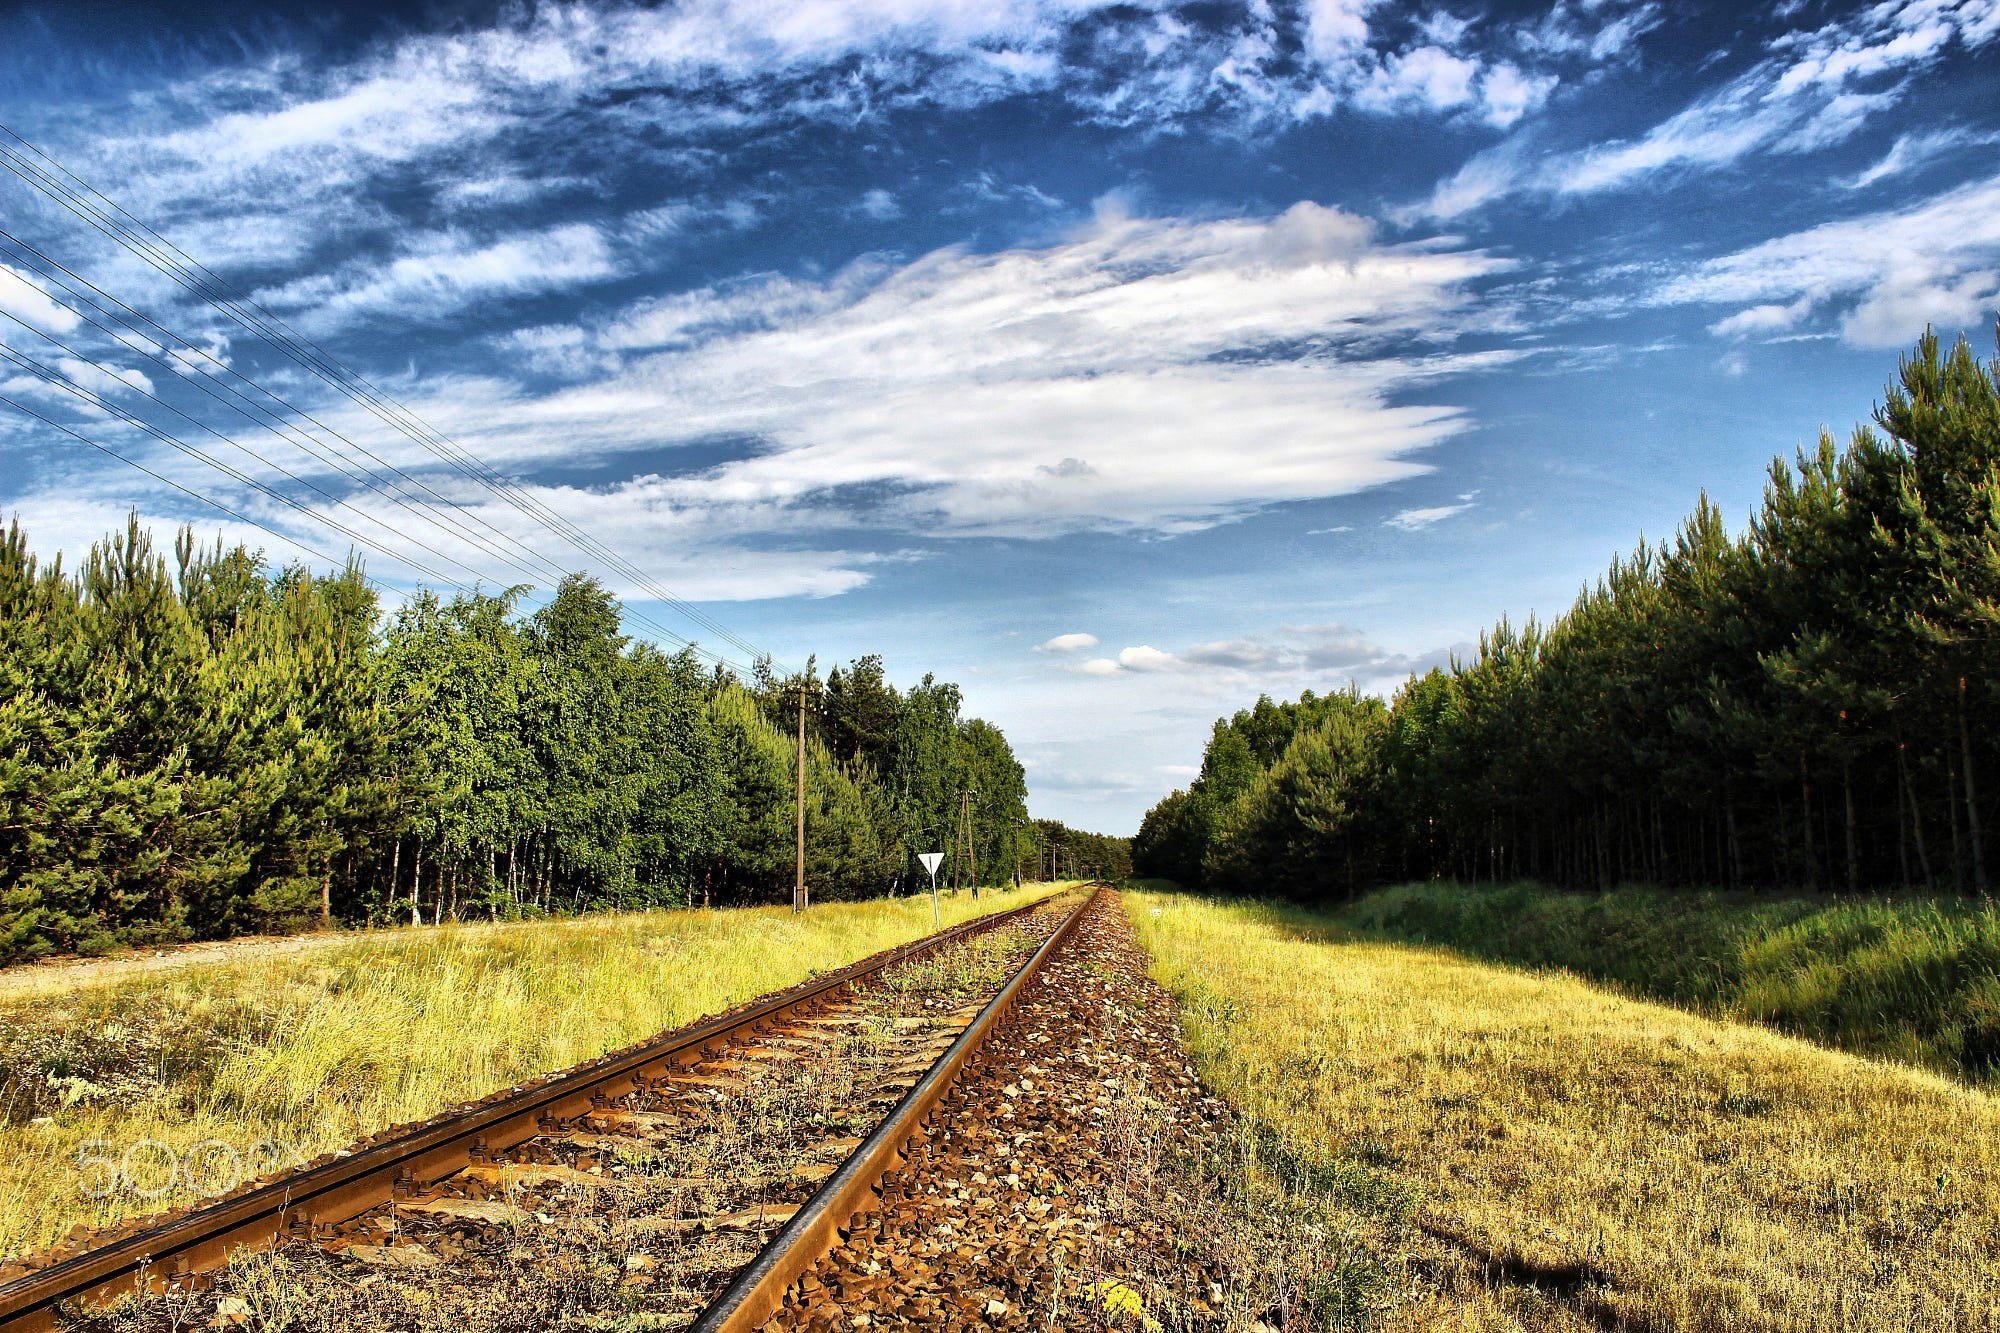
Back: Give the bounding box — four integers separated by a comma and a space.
1114, 644, 1182, 672
1299, 0, 1375, 65
1385, 499, 1474, 529
1661, 175, 2000, 348
1355, 46, 1480, 116
54, 357, 154, 399
1418, 0, 2000, 217
0, 265, 80, 339
858, 189, 903, 221
1520, 2, 1663, 62
1036, 632, 1099, 653
1844, 127, 2000, 189
256, 224, 619, 331
430, 201, 1513, 540
1709, 297, 1812, 339
1066, 621, 1447, 687
1477, 64, 1558, 129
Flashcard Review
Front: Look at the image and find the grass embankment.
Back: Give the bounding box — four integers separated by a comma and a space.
0, 885, 1066, 1260
1128, 890, 2000, 1332
1344, 881, 2000, 1083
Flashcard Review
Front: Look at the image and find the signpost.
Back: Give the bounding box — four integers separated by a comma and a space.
918, 851, 944, 929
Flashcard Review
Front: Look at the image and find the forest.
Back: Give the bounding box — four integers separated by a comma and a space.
1135, 332, 2000, 900
0, 518, 1064, 962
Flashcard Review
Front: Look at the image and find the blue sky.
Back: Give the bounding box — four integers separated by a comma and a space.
1, 0, 1996, 833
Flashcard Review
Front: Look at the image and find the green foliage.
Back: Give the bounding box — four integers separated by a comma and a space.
0, 520, 1031, 959
1027, 818, 1133, 881
1136, 331, 2000, 903
1342, 881, 2000, 1083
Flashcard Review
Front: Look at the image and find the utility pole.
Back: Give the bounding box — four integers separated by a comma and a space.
951, 788, 980, 900
794, 679, 819, 914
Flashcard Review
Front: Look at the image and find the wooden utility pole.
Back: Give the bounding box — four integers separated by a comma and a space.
951, 789, 980, 900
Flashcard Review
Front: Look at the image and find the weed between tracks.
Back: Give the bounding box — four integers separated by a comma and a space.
0, 888, 1062, 1263
1128, 890, 2000, 1332
73, 913, 1060, 1333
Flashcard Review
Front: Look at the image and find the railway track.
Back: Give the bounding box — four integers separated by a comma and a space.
0, 888, 1100, 1333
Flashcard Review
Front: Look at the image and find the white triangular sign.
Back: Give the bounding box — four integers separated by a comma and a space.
918, 852, 944, 875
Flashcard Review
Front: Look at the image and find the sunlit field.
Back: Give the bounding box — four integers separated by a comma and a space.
1128, 889, 2000, 1332
0, 886, 1063, 1261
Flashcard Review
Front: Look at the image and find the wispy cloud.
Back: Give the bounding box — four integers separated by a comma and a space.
1663, 175, 2000, 348
1036, 632, 1099, 653
1843, 127, 2000, 190
1416, 0, 2000, 218
425, 201, 1515, 542
1385, 491, 1478, 529
1072, 622, 1447, 687
255, 224, 619, 332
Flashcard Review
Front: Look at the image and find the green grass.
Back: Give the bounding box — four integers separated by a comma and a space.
1128, 889, 2000, 1332
0, 885, 1066, 1261
1340, 881, 2000, 1084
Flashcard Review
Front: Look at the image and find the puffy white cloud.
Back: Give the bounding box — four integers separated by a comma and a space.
1708, 298, 1812, 339
1299, 0, 1376, 65
1113, 644, 1182, 672
1476, 64, 1558, 129
53, 357, 154, 399
1355, 46, 1481, 116
858, 189, 903, 221
1036, 632, 1099, 653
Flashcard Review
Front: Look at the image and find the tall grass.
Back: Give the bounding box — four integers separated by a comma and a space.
0, 886, 1061, 1260
1128, 890, 2000, 1332
1342, 882, 2000, 1082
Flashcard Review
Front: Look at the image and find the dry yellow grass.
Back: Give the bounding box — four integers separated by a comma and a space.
1126, 890, 2000, 1332
0, 885, 1065, 1260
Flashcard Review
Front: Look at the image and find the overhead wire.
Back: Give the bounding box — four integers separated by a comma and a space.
0, 228, 612, 594
0, 162, 741, 666
0, 391, 343, 572
0, 306, 505, 589
1, 338, 758, 671
0, 123, 785, 673
0, 341, 465, 584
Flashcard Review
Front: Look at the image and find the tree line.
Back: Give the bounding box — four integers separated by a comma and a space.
1135, 332, 2000, 900
0, 516, 1048, 961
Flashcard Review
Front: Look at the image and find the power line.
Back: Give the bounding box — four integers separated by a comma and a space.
0, 150, 751, 666
0, 229, 608, 592
0, 390, 347, 570
0, 125, 782, 672
0, 342, 460, 582
0, 348, 761, 673
0, 307, 497, 588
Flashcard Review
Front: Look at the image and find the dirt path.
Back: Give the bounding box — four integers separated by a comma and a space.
0, 930, 354, 1001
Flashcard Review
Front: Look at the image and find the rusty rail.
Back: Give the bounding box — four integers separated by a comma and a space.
692, 885, 1102, 1331
0, 892, 1063, 1333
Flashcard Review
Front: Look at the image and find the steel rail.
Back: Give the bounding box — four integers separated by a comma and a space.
692, 885, 1103, 1332
0, 893, 1061, 1332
